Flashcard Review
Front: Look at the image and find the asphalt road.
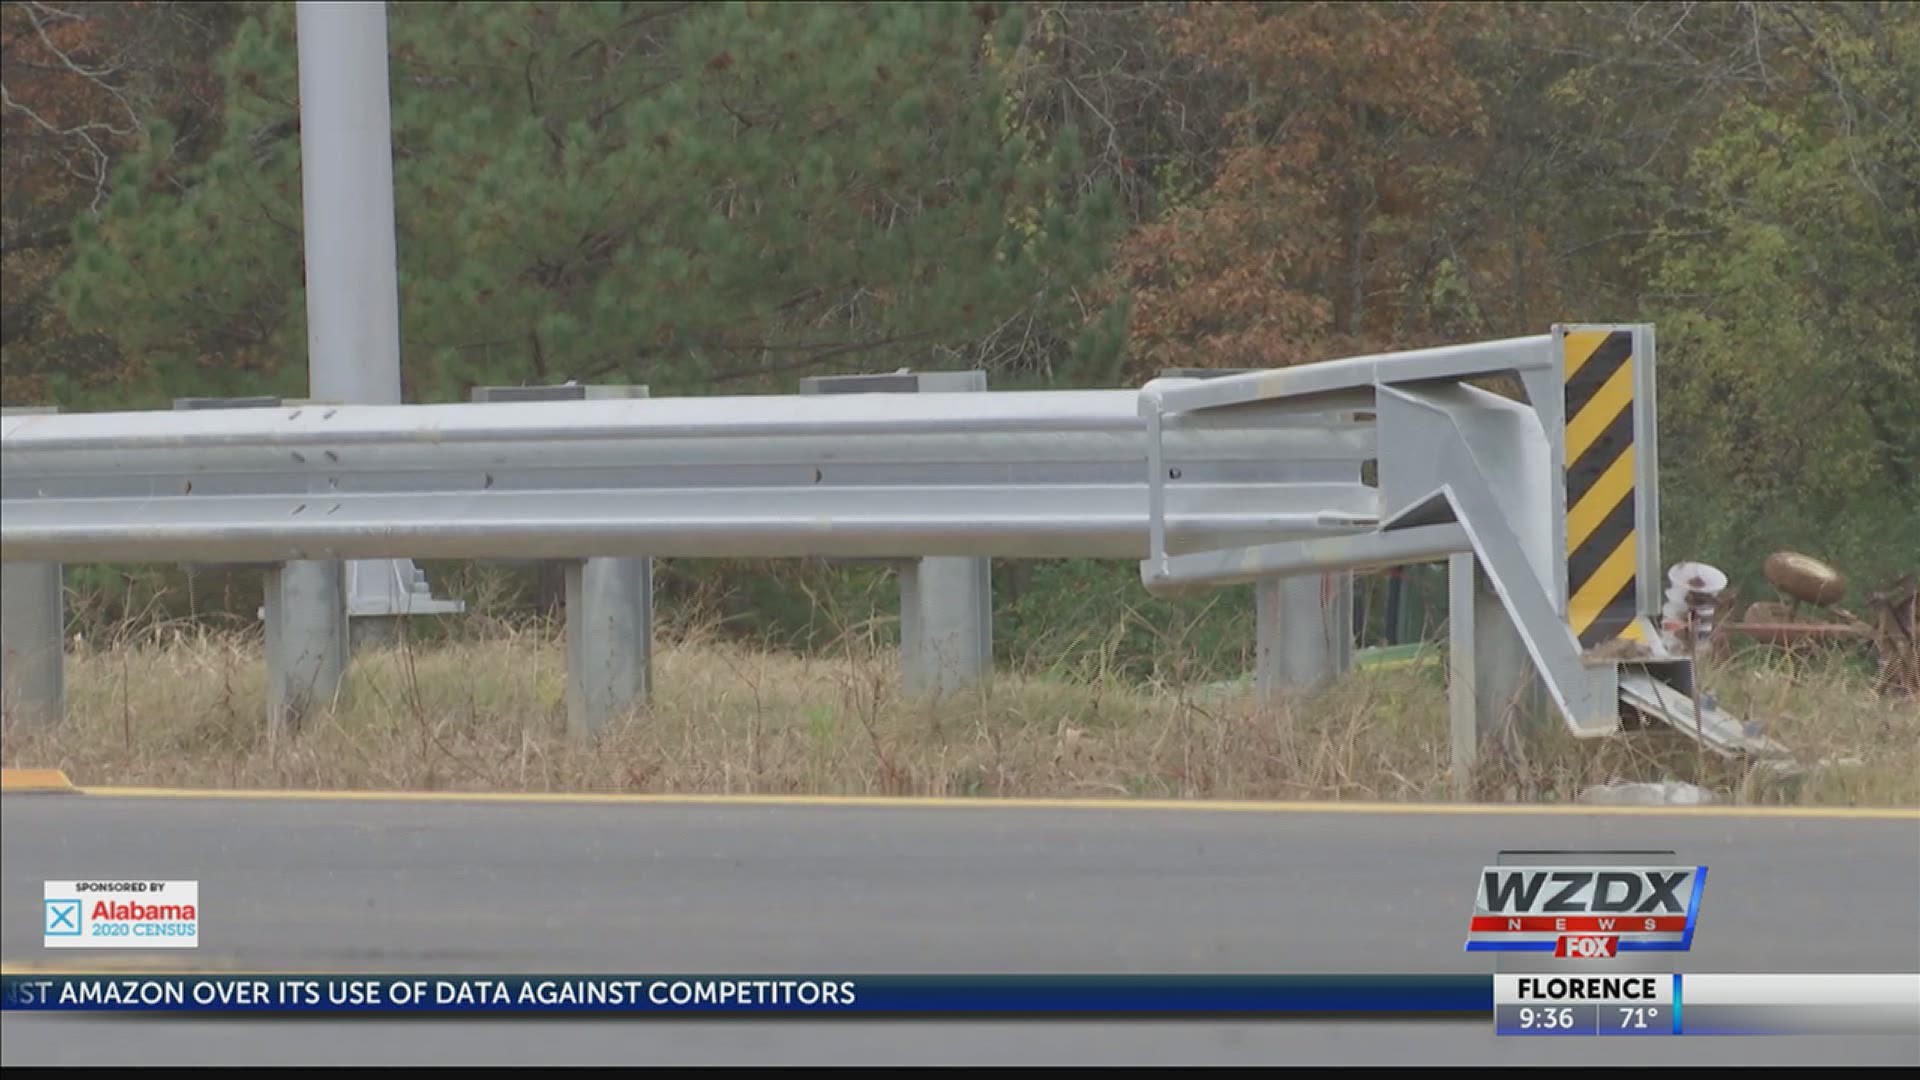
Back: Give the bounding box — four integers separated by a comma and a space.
2, 791, 1915, 1065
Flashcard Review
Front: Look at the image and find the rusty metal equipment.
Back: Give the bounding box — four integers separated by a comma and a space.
1727, 554, 1918, 697
1869, 575, 1918, 696
1764, 551, 1848, 607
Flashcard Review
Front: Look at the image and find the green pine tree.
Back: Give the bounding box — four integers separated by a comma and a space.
58, 2, 1121, 404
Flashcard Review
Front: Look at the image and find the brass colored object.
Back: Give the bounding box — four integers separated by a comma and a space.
1764, 551, 1848, 607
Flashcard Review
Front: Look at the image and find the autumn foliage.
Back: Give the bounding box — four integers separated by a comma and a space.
1120, 2, 1492, 370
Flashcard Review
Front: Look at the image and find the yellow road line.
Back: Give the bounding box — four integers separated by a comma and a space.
0, 768, 75, 793
48, 784, 1920, 821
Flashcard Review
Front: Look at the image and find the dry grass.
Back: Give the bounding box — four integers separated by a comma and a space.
1691, 647, 1920, 807
2, 623, 1914, 807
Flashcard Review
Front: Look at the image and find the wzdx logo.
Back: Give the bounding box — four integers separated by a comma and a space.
1465, 866, 1705, 956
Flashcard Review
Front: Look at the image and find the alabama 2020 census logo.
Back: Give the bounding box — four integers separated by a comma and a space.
44, 881, 198, 948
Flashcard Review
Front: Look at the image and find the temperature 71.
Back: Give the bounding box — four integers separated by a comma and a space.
1620, 1006, 1661, 1029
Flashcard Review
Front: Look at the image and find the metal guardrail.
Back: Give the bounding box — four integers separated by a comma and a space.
2, 328, 1777, 779
0, 392, 1377, 563
0, 388, 1374, 738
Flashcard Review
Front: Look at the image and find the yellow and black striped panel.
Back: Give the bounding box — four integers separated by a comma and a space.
1563, 329, 1645, 649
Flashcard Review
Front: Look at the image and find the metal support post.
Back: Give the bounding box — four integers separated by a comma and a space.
0, 404, 64, 730
799, 371, 994, 696
565, 556, 652, 740
1447, 552, 1478, 797
263, 559, 348, 737
0, 562, 63, 730
473, 385, 654, 737
898, 556, 993, 698
296, 1, 459, 652
1448, 552, 1546, 797
1255, 573, 1353, 700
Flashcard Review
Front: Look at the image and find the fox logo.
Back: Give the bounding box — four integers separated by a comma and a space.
1555, 935, 1618, 959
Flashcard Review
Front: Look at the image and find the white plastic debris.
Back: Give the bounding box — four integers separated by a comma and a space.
1661, 561, 1729, 653
1668, 562, 1730, 594
1578, 781, 1718, 807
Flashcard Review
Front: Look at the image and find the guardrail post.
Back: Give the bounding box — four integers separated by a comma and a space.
1447, 553, 1479, 797
898, 556, 993, 697
565, 556, 651, 739
1447, 552, 1545, 797
1255, 573, 1353, 700
800, 371, 993, 697
264, 559, 347, 737
0, 406, 63, 730
473, 385, 652, 737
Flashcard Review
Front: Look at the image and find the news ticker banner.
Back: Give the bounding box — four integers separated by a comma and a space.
3, 974, 1916, 1034
1495, 974, 1920, 1037
1, 975, 1478, 1015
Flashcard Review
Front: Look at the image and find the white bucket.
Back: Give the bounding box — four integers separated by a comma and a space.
1661, 561, 1727, 655
1667, 561, 1728, 595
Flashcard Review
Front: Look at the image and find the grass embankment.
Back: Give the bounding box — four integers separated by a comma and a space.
4, 621, 1912, 807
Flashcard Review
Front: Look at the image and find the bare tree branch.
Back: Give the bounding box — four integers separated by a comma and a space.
0, 82, 112, 209
23, 0, 142, 137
